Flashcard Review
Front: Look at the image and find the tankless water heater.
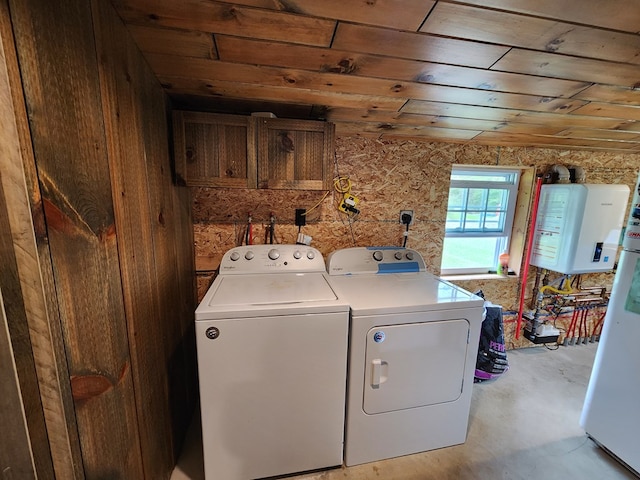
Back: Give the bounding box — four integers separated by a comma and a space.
530, 184, 629, 274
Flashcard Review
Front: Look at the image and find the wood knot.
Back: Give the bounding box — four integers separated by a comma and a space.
278, 132, 295, 152
71, 374, 113, 403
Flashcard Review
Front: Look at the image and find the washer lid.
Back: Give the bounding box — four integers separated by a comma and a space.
201, 273, 338, 309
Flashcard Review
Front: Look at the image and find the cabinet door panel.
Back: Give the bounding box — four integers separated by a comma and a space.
257, 118, 334, 190
173, 111, 256, 188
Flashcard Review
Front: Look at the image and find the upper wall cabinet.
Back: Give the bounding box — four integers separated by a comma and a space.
173, 111, 257, 188
256, 117, 335, 190
173, 112, 334, 190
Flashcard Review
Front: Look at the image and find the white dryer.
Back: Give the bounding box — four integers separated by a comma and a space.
196, 245, 349, 480
326, 247, 484, 467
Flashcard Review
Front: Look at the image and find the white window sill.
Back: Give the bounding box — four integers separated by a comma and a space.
441, 273, 518, 281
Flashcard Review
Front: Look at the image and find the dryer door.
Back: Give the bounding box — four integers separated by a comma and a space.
363, 319, 470, 414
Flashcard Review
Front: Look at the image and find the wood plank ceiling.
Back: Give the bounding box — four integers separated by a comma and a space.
110, 0, 640, 153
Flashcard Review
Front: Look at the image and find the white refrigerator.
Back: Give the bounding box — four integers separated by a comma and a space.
581, 173, 640, 475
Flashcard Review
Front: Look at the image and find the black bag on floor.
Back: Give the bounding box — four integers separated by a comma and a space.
474, 302, 509, 382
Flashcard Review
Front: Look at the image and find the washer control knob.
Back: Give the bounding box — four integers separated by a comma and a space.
268, 249, 280, 260
230, 251, 240, 261
245, 251, 254, 260
372, 251, 383, 262
293, 250, 302, 259
306, 250, 315, 260
394, 252, 403, 260
405, 251, 414, 260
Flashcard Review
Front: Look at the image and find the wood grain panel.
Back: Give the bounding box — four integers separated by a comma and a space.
473, 131, 639, 150
332, 23, 509, 68
570, 102, 640, 121
0, 289, 37, 480
159, 75, 407, 111
556, 128, 640, 141
9, 0, 145, 477
421, 3, 640, 64
214, 0, 435, 30
148, 54, 586, 113
400, 100, 636, 130
335, 121, 480, 140
492, 49, 640, 88
216, 35, 590, 98
128, 25, 216, 59
574, 84, 640, 105
93, 2, 178, 477
0, 2, 83, 476
326, 108, 564, 135
452, 0, 640, 34
112, 0, 336, 46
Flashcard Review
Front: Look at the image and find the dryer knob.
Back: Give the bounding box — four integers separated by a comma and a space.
394, 252, 403, 260
293, 250, 302, 259
306, 250, 315, 260
230, 251, 240, 261
245, 251, 254, 260
372, 250, 383, 262
268, 249, 280, 260
405, 251, 414, 260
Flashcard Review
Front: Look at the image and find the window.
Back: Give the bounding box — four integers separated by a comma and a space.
441, 167, 520, 275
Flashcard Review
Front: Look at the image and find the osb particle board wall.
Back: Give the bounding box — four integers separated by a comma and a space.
193, 136, 639, 347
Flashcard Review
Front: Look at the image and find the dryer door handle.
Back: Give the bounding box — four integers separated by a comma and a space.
371, 359, 388, 388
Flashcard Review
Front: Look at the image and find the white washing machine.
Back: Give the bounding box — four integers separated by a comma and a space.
196, 245, 349, 480
326, 247, 484, 467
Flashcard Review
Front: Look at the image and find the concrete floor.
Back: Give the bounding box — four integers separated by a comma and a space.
172, 343, 637, 480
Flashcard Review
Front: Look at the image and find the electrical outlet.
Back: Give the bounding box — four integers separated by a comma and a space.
295, 208, 306, 227
400, 210, 414, 225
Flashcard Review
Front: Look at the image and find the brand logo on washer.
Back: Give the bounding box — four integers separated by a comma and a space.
205, 327, 220, 340
373, 331, 385, 343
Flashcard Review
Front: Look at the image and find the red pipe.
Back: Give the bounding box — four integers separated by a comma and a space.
516, 175, 544, 339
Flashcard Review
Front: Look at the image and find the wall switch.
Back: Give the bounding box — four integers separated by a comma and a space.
400, 210, 414, 225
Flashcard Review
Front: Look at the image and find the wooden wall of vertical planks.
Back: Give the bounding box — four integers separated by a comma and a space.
6, 0, 196, 478
0, 0, 82, 476
92, 0, 196, 476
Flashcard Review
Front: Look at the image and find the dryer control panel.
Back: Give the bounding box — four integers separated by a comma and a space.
219, 245, 326, 274
326, 247, 426, 275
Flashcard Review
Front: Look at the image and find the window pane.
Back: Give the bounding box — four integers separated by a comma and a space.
441, 236, 505, 271
467, 188, 487, 210
446, 211, 464, 230
447, 188, 466, 209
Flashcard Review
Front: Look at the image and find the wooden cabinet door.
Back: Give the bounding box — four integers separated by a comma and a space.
256, 118, 334, 190
173, 111, 257, 188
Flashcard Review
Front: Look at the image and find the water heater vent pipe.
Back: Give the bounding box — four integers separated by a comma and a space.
550, 164, 571, 183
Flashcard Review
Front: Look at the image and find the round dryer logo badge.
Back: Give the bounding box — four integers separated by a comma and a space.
205, 327, 220, 340
373, 331, 385, 343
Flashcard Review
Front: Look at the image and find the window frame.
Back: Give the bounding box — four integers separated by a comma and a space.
441, 166, 521, 276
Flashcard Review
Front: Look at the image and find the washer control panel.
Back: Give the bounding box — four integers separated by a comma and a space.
219, 245, 325, 274
326, 246, 426, 275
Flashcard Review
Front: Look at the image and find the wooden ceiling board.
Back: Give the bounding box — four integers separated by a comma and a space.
450, 0, 640, 34
473, 131, 640, 150
214, 0, 436, 31
146, 53, 587, 114
159, 76, 407, 111
110, 0, 640, 152
332, 23, 510, 68
216, 35, 590, 98
401, 100, 635, 130
573, 84, 640, 105
492, 49, 640, 88
556, 128, 640, 141
112, 0, 336, 46
334, 121, 480, 140
127, 25, 216, 59
324, 108, 563, 135
570, 102, 640, 121
421, 3, 640, 64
